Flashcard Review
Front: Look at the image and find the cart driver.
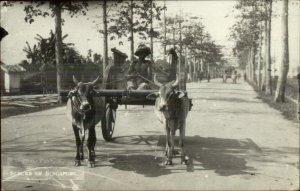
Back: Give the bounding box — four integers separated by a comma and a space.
126, 44, 152, 90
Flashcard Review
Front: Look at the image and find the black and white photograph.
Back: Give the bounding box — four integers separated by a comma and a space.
1, 0, 299, 190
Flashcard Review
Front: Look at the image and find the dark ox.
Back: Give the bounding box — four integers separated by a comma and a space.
67, 76, 104, 168
147, 74, 190, 165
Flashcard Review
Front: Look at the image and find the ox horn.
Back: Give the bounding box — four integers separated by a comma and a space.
90, 75, 100, 85
73, 75, 80, 85
154, 74, 163, 87
171, 74, 179, 87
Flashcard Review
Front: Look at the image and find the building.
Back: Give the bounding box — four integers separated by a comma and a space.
1, 62, 25, 94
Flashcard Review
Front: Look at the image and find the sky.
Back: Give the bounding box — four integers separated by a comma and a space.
1, 1, 299, 75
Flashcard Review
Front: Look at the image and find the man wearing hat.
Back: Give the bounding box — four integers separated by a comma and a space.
126, 44, 152, 90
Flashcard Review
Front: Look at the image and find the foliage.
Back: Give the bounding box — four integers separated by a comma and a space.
107, 0, 165, 45
230, 0, 267, 55
21, 31, 75, 71
183, 21, 223, 66
21, 31, 103, 89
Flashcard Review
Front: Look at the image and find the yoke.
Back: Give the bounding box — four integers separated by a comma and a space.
60, 89, 188, 106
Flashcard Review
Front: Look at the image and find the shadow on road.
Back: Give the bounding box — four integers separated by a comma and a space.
158, 135, 258, 176
3, 134, 298, 178
100, 135, 261, 177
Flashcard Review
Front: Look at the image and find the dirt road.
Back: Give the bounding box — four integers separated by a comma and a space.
1, 78, 299, 190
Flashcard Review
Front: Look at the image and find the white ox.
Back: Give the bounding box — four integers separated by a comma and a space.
147, 74, 190, 165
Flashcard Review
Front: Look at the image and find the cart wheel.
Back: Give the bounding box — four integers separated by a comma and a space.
101, 105, 116, 141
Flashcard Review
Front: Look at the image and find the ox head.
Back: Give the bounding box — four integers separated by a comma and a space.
146, 74, 185, 111
69, 75, 100, 113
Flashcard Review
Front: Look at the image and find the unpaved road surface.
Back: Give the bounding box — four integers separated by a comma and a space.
2, 79, 299, 190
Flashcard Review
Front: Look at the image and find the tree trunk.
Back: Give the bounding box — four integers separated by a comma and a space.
207, 62, 210, 78
252, 44, 257, 85
172, 27, 175, 49
103, 0, 108, 79
54, 2, 63, 103
297, 73, 300, 120
163, 0, 167, 60
265, 0, 273, 95
188, 50, 192, 82
248, 47, 253, 82
193, 57, 197, 81
130, 0, 134, 62
262, 15, 268, 91
185, 47, 188, 82
179, 20, 183, 89
274, 0, 289, 102
149, 0, 153, 80
258, 23, 263, 89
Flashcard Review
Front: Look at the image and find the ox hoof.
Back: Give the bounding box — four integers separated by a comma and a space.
165, 160, 172, 166
74, 160, 81, 167
89, 161, 95, 168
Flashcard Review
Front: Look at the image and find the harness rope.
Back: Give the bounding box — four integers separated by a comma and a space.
69, 92, 84, 117
136, 74, 160, 87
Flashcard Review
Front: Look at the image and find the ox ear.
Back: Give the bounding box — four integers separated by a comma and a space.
146, 92, 159, 100
176, 90, 185, 99
68, 89, 77, 98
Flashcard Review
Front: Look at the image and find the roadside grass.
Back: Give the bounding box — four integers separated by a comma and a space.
248, 80, 299, 124
1, 104, 64, 118
1, 94, 68, 118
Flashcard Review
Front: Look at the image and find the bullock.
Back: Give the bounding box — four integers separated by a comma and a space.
147, 74, 191, 165
67, 76, 104, 167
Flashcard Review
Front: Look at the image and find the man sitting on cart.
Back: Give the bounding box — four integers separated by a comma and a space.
126, 44, 152, 90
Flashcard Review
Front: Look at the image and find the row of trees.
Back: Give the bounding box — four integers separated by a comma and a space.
3, 1, 166, 102
230, 0, 291, 102
3, 1, 224, 101
157, 12, 224, 82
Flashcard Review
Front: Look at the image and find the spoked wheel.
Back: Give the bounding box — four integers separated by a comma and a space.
101, 104, 116, 141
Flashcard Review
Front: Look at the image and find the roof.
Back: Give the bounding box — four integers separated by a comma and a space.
1, 62, 26, 73
111, 48, 128, 58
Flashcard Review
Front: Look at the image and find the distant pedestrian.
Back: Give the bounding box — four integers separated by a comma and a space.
207, 73, 210, 83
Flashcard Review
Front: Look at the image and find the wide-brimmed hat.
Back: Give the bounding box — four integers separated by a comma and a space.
135, 44, 151, 57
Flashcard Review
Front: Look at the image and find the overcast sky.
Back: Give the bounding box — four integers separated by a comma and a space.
1, 1, 299, 75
